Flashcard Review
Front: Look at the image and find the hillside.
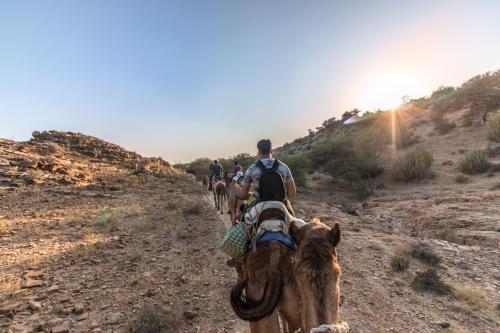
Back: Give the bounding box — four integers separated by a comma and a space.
0, 130, 176, 191
0, 132, 248, 333
275, 70, 500, 157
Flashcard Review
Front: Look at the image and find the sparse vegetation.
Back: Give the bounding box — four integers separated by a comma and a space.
338, 201, 359, 216
130, 303, 180, 333
391, 255, 410, 272
458, 150, 490, 174
454, 287, 487, 308
95, 208, 112, 225
434, 120, 456, 135
183, 203, 202, 215
280, 154, 312, 187
410, 242, 441, 265
411, 269, 452, 295
393, 149, 434, 181
487, 111, 500, 142
435, 227, 459, 243
454, 174, 469, 183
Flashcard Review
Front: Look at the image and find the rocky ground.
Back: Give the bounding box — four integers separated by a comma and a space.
1, 132, 247, 333
1, 130, 499, 333
293, 185, 499, 333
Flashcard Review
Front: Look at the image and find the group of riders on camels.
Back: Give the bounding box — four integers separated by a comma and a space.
204, 139, 349, 333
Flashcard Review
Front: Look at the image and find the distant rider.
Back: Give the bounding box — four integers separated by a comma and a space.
208, 160, 223, 191
233, 160, 242, 174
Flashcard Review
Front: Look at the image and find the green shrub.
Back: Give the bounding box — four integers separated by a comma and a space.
353, 127, 386, 179
393, 149, 434, 181
338, 201, 358, 216
487, 111, 500, 142
391, 255, 410, 272
185, 158, 212, 176
411, 269, 452, 295
281, 154, 311, 187
458, 150, 490, 174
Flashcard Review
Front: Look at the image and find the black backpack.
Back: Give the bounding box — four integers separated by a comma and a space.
256, 159, 286, 202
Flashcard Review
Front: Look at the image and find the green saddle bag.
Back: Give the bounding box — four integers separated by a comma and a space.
219, 221, 250, 259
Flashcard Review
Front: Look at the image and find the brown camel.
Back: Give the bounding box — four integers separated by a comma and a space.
202, 173, 209, 190
227, 179, 244, 224
212, 179, 227, 214
231, 217, 347, 333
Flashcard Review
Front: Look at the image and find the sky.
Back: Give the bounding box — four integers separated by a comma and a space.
1, 0, 500, 162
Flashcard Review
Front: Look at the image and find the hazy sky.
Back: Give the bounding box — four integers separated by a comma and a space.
1, 1, 500, 162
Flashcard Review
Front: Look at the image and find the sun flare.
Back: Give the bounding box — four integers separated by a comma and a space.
358, 71, 427, 110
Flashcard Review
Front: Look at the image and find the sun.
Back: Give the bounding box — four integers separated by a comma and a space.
357, 70, 427, 110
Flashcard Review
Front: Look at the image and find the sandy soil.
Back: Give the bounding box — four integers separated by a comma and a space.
1, 175, 247, 333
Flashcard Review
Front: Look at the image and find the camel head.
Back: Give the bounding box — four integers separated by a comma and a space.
289, 218, 347, 333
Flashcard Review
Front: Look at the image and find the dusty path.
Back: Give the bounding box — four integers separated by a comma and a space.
0, 175, 248, 333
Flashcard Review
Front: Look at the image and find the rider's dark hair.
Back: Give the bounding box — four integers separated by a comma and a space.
257, 139, 272, 155
214, 160, 218, 164
234, 161, 238, 165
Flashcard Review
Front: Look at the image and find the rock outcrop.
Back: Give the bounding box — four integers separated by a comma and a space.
0, 130, 176, 190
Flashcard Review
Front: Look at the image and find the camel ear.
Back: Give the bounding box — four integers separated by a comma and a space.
289, 221, 303, 245
329, 222, 342, 248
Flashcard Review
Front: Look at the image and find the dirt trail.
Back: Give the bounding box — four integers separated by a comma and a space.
0, 175, 248, 333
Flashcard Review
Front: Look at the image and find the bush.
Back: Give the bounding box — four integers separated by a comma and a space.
487, 111, 500, 142
411, 269, 452, 295
185, 158, 212, 176
338, 201, 358, 216
434, 120, 456, 135
458, 150, 490, 174
281, 154, 311, 187
410, 242, 441, 265
183, 203, 201, 215
353, 127, 386, 179
454, 287, 487, 308
391, 255, 410, 272
308, 137, 351, 166
130, 304, 180, 333
393, 149, 434, 181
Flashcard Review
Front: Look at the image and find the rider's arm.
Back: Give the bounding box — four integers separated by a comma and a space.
239, 183, 251, 200
238, 165, 253, 200
286, 180, 296, 198
284, 165, 296, 198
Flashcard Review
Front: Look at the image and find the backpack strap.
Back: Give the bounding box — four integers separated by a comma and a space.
256, 159, 280, 172
271, 159, 280, 171
256, 160, 266, 172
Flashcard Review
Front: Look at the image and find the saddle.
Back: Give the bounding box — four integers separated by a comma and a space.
244, 201, 305, 251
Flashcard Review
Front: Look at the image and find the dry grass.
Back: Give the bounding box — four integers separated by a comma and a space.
454, 174, 469, 184
435, 227, 460, 244
487, 111, 500, 142
454, 286, 487, 308
393, 148, 434, 181
411, 269, 452, 295
391, 255, 410, 272
458, 150, 490, 174
410, 242, 441, 265
183, 203, 202, 215
129, 303, 181, 333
